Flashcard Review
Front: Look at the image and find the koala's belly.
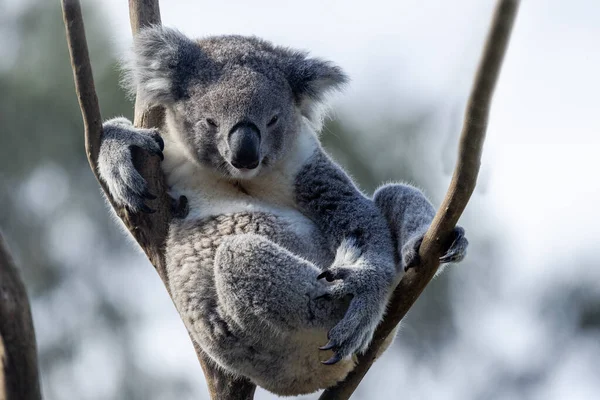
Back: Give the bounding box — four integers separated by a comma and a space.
165, 210, 352, 394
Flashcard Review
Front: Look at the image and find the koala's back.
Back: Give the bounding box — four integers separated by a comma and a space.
166, 210, 354, 394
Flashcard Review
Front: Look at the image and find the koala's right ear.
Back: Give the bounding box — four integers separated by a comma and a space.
122, 26, 207, 105
279, 53, 349, 127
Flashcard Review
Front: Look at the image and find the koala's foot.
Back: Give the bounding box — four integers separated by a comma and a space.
315, 267, 387, 365
98, 117, 164, 213
402, 226, 468, 271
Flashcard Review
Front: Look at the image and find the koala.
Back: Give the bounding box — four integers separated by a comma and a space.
97, 27, 468, 396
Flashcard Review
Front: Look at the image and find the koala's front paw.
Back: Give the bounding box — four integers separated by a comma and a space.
402, 226, 468, 271
315, 267, 387, 365
98, 118, 164, 213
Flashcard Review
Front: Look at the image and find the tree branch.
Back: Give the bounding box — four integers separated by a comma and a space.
0, 234, 42, 400
320, 1, 520, 398
61, 0, 255, 398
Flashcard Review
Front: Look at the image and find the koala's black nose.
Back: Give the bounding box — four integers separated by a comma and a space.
228, 123, 261, 170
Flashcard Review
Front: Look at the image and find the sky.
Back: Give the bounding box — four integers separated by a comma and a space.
75, 0, 600, 398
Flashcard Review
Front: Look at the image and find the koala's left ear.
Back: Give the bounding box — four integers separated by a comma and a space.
122, 26, 209, 105
282, 54, 349, 124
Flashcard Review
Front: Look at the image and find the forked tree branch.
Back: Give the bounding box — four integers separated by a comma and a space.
0, 234, 42, 400
320, 1, 520, 398
61, 0, 255, 398
62, 0, 518, 398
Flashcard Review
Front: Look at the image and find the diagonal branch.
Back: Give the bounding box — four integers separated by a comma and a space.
0, 234, 42, 400
320, 1, 520, 398
61, 0, 255, 398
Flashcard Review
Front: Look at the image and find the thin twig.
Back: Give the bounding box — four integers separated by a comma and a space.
320, 1, 520, 398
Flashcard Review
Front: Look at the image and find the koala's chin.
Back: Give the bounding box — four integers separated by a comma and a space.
225, 162, 263, 181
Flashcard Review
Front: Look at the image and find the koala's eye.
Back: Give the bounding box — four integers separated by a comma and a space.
205, 118, 218, 128
267, 115, 279, 127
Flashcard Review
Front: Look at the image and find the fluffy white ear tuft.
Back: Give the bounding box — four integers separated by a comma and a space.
280, 53, 349, 129
121, 26, 203, 105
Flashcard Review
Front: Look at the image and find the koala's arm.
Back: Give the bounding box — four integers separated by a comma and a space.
374, 184, 469, 271
294, 150, 397, 363
295, 151, 395, 274
97, 117, 165, 213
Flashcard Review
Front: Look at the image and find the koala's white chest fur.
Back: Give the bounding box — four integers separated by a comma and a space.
161, 124, 320, 234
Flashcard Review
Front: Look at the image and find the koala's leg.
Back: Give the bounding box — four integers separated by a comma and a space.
373, 183, 469, 271
214, 233, 347, 334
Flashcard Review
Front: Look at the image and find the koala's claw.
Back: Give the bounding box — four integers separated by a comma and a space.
402, 226, 468, 271
439, 226, 468, 264
317, 270, 331, 281
317, 268, 351, 282
155, 135, 165, 151
321, 354, 342, 365
145, 133, 164, 161
314, 267, 385, 365
319, 340, 336, 351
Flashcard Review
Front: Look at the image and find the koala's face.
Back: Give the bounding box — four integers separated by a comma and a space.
126, 28, 348, 179
174, 65, 297, 179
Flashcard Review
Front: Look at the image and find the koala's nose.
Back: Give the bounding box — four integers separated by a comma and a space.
228, 123, 261, 170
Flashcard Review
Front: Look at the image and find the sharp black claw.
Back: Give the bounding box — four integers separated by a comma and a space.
157, 151, 164, 161
140, 204, 156, 214
155, 136, 165, 151
322, 354, 342, 365
319, 341, 336, 351
317, 270, 335, 282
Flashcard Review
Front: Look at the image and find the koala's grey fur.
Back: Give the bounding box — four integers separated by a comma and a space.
97, 26, 468, 396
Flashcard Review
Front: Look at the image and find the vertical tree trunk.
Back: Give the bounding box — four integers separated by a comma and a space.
0, 234, 42, 400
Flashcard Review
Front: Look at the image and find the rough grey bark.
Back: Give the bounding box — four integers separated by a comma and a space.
0, 234, 42, 400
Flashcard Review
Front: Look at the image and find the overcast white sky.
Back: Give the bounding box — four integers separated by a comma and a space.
90, 1, 600, 398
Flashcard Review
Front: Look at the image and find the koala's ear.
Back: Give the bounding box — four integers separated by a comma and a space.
122, 26, 206, 105
282, 54, 349, 124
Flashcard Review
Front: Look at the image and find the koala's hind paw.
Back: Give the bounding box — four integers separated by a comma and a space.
439, 226, 468, 264
402, 226, 468, 271
98, 119, 164, 213
315, 267, 386, 364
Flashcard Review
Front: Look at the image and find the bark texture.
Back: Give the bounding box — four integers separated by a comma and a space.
0, 235, 42, 400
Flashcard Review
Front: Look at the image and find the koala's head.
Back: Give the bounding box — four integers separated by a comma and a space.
123, 26, 348, 179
